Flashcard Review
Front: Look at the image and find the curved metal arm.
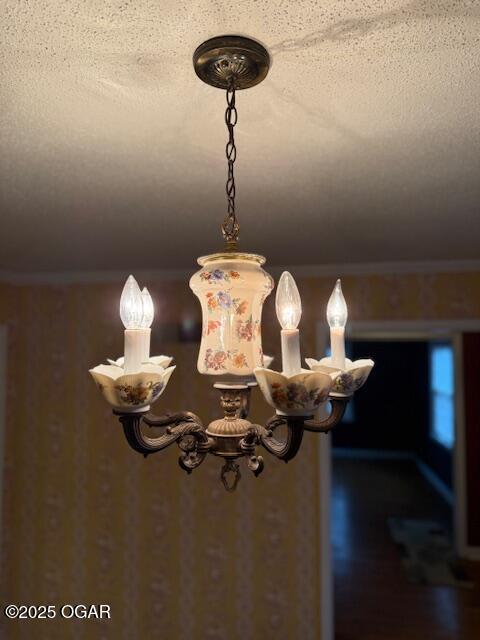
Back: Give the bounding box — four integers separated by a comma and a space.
239, 424, 269, 477
243, 398, 349, 464
256, 415, 305, 462
303, 397, 349, 433
143, 411, 203, 429
117, 411, 211, 473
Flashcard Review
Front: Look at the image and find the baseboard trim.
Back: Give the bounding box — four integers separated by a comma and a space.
333, 447, 480, 559
333, 447, 454, 506
415, 459, 454, 506
333, 448, 415, 461
461, 546, 480, 561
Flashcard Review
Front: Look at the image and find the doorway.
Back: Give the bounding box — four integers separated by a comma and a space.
329, 331, 480, 639
0, 325, 6, 557
332, 338, 454, 501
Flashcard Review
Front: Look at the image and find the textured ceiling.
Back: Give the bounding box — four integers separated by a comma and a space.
1, 0, 479, 273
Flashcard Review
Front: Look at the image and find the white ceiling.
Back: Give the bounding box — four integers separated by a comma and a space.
1, 1, 479, 273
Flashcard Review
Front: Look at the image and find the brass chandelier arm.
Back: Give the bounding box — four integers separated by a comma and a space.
239, 424, 268, 476
241, 398, 349, 464
303, 397, 349, 433
258, 416, 306, 462
176, 426, 212, 474
119, 413, 180, 455
114, 395, 349, 488
118, 412, 210, 464
143, 411, 204, 429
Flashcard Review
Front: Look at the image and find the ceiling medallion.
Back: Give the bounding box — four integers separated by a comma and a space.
193, 35, 270, 90
89, 35, 374, 491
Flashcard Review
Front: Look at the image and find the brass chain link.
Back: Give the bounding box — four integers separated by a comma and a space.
221, 83, 240, 246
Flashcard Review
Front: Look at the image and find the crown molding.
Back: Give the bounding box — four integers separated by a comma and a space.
275, 259, 480, 278
0, 260, 479, 286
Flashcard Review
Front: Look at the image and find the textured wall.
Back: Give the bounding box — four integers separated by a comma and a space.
0, 270, 480, 640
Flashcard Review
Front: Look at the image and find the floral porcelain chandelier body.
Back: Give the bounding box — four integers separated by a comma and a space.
89, 35, 374, 490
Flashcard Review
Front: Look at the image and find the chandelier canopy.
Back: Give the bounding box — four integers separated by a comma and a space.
89, 35, 374, 490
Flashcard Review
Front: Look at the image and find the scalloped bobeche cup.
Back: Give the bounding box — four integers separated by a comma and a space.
254, 368, 333, 417
89, 363, 175, 413
305, 357, 374, 397
107, 355, 173, 369
262, 354, 274, 369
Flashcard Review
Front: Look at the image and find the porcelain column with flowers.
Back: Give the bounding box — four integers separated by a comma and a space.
189, 252, 274, 383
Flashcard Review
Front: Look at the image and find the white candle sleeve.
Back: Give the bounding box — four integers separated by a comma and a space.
140, 328, 151, 363
124, 329, 144, 373
281, 329, 301, 376
330, 326, 346, 370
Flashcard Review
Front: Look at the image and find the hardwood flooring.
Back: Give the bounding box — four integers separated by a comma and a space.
333, 458, 480, 640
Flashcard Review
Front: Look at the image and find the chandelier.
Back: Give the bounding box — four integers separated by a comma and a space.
90, 36, 374, 491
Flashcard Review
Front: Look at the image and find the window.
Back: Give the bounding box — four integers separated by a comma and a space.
429, 343, 455, 449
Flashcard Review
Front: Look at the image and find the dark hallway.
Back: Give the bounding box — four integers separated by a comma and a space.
333, 458, 480, 640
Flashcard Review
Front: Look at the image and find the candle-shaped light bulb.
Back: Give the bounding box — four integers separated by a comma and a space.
120, 275, 144, 373
327, 279, 347, 369
120, 275, 143, 329
140, 287, 154, 328
139, 286, 154, 363
276, 271, 302, 376
276, 271, 302, 330
326, 279, 348, 328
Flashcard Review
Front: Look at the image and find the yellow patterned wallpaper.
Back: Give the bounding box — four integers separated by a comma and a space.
0, 270, 480, 640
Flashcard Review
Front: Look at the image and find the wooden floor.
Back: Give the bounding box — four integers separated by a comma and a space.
332, 458, 480, 640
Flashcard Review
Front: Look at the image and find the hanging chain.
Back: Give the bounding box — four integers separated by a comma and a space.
222, 81, 240, 247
